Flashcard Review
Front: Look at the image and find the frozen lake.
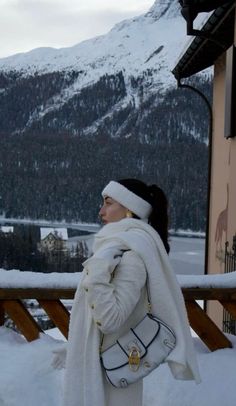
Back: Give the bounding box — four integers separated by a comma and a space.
0, 217, 206, 276
169, 236, 205, 276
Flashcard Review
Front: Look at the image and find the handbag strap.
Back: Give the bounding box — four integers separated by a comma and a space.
145, 272, 152, 314
99, 250, 152, 353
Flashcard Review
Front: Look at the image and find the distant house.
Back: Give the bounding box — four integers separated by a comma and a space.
0, 226, 14, 234
39, 228, 68, 252
173, 1, 236, 328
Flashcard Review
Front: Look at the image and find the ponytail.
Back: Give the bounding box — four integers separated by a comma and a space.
147, 185, 170, 254
118, 179, 170, 253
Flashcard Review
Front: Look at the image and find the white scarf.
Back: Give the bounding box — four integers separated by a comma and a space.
63, 219, 200, 406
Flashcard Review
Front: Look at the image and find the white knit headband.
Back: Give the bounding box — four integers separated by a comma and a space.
102, 181, 152, 220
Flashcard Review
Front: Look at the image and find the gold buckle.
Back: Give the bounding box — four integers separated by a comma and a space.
128, 347, 140, 371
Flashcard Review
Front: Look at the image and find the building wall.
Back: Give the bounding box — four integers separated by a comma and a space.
227, 19, 236, 243
207, 15, 236, 327
208, 53, 229, 276
207, 53, 228, 326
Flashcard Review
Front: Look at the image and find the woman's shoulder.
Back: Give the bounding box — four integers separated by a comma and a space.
118, 249, 146, 284
120, 249, 145, 268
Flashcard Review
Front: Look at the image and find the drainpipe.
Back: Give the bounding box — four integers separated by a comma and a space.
177, 78, 213, 276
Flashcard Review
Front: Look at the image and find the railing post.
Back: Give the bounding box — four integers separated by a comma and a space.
185, 300, 232, 350
38, 299, 70, 339
223, 234, 236, 334
0, 301, 5, 325
3, 300, 42, 341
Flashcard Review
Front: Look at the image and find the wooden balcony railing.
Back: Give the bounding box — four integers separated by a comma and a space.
183, 287, 236, 350
0, 264, 236, 351
0, 287, 74, 341
0, 285, 236, 350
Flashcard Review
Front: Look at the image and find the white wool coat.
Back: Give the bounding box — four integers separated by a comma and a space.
62, 219, 200, 406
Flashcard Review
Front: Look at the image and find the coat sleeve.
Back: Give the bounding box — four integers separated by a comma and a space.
81, 250, 146, 334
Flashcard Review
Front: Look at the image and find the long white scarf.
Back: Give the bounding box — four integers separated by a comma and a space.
63, 219, 200, 406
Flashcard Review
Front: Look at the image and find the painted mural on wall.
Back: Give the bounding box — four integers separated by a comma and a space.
215, 183, 229, 267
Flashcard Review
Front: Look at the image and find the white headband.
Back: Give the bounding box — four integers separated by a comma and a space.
102, 181, 152, 219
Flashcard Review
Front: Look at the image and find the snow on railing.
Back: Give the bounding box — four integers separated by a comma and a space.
0, 269, 82, 289
178, 271, 236, 288
1, 269, 236, 289
1, 269, 236, 350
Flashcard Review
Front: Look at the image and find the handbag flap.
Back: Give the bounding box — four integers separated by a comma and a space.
101, 314, 160, 370
132, 314, 160, 347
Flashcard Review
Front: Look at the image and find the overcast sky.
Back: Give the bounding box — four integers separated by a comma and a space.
0, 0, 154, 59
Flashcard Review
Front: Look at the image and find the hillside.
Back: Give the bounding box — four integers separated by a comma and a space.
0, 0, 212, 230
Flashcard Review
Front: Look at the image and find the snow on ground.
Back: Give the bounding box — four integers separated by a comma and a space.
0, 327, 64, 406
144, 335, 236, 406
0, 326, 236, 406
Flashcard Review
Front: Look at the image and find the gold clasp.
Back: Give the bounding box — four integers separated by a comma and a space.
128, 347, 140, 371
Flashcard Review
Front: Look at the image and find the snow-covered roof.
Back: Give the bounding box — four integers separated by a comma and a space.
0, 226, 14, 233
40, 228, 68, 241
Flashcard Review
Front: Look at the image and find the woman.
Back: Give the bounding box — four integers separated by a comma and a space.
62, 179, 200, 406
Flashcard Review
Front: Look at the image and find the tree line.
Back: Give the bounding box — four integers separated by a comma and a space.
0, 130, 208, 231
0, 72, 212, 232
0, 228, 87, 273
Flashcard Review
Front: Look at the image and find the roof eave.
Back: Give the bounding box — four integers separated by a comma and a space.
172, 2, 236, 80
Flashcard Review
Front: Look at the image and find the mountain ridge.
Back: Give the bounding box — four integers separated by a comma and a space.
0, 1, 186, 89
0, 1, 211, 230
0, 0, 211, 138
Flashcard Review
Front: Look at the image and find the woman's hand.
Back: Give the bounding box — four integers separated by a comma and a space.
83, 242, 127, 273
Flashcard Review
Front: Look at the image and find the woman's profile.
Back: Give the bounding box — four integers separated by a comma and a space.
59, 178, 200, 406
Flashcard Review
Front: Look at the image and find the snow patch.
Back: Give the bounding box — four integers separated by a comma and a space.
0, 326, 236, 406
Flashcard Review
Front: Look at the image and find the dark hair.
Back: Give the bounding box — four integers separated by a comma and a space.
118, 179, 170, 254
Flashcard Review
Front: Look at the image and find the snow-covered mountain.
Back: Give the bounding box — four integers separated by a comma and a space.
0, 1, 184, 90
0, 0, 211, 138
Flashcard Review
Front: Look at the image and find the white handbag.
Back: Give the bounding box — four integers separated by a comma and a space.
100, 271, 176, 388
